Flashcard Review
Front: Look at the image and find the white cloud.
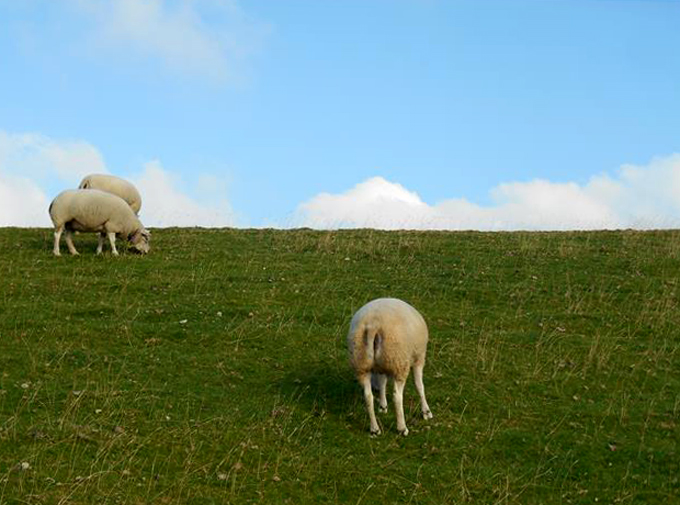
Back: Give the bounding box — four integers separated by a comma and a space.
295, 154, 680, 230
132, 160, 235, 227
0, 130, 236, 228
0, 131, 107, 182
296, 177, 436, 230
0, 173, 49, 227
0, 131, 107, 227
70, 0, 267, 81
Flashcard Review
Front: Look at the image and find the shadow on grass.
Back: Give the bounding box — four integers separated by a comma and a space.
274, 363, 436, 436
274, 360, 359, 418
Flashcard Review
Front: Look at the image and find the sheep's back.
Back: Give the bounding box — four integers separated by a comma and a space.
50, 189, 139, 230
79, 174, 142, 214
349, 298, 429, 367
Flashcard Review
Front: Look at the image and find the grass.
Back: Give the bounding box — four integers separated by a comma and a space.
0, 227, 679, 504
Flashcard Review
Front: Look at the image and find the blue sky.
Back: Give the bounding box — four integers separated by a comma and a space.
1, 0, 679, 229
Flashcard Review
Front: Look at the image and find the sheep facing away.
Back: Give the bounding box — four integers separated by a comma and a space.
347, 298, 433, 436
49, 189, 150, 256
79, 174, 142, 215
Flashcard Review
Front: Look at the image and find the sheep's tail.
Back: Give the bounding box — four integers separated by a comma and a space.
361, 324, 382, 365
48, 199, 56, 219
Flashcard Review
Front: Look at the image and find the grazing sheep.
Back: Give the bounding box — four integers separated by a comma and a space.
49, 189, 150, 256
79, 174, 142, 214
347, 298, 433, 436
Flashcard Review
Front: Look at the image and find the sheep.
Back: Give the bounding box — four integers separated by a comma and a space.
347, 298, 433, 436
49, 189, 150, 256
78, 174, 142, 215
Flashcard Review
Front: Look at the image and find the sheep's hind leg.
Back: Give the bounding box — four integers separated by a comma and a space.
107, 232, 119, 256
393, 378, 409, 436
64, 230, 79, 255
359, 373, 380, 435
96, 233, 105, 254
376, 374, 388, 413
413, 363, 433, 420
53, 225, 63, 256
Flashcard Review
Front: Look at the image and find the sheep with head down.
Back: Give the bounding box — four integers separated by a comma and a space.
79, 174, 142, 215
347, 298, 433, 436
49, 189, 150, 256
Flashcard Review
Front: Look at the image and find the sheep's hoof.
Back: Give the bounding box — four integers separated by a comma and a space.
423, 410, 433, 420
378, 404, 388, 414
69, 251, 80, 256
398, 427, 409, 437
370, 427, 382, 436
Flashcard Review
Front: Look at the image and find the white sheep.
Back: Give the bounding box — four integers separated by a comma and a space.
78, 174, 142, 215
347, 298, 433, 436
49, 189, 150, 256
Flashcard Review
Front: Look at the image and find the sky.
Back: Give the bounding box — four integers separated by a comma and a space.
0, 0, 679, 230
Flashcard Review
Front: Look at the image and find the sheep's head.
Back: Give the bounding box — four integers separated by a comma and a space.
129, 228, 151, 254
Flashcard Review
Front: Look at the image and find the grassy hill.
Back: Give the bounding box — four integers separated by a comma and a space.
1, 227, 679, 504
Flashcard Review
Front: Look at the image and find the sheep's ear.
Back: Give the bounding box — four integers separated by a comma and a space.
129, 230, 141, 243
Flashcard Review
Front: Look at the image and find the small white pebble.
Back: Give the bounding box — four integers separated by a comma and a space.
216, 311, 223, 317
72, 390, 82, 396
95, 409, 102, 414
179, 319, 188, 325
217, 473, 227, 481
20, 462, 30, 471
21, 383, 30, 389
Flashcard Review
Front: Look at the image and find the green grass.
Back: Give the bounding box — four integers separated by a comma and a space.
1, 227, 679, 504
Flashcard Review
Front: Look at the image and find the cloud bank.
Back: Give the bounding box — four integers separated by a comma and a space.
295, 154, 680, 230
70, 0, 267, 81
0, 131, 235, 228
2, 129, 679, 231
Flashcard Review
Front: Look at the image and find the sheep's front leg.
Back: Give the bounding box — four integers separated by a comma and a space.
413, 363, 433, 420
96, 233, 105, 255
393, 378, 408, 436
107, 232, 119, 256
64, 230, 79, 255
359, 373, 380, 435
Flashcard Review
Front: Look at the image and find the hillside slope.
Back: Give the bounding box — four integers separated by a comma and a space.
1, 228, 679, 504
